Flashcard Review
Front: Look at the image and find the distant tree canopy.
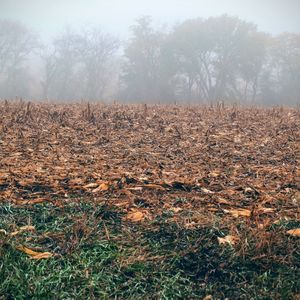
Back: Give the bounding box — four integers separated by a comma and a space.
0, 16, 299, 105
0, 20, 38, 98
41, 28, 119, 101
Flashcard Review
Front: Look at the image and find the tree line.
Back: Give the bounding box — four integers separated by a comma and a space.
0, 15, 300, 105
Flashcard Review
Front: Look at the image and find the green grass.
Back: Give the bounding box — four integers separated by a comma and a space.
0, 201, 299, 299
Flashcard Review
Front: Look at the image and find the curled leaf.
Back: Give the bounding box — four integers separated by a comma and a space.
0, 229, 8, 235
286, 228, 300, 237
83, 183, 99, 189
217, 235, 239, 246
201, 188, 214, 194
16, 245, 53, 259
11, 225, 35, 236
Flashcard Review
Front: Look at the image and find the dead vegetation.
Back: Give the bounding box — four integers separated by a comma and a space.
0, 100, 299, 299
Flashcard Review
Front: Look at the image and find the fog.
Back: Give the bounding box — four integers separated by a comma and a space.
0, 0, 300, 104
2, 0, 300, 38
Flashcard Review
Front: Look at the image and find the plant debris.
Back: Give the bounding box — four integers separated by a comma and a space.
0, 101, 299, 299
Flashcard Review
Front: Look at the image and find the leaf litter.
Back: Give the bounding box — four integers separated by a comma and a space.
0, 101, 299, 297
0, 102, 299, 227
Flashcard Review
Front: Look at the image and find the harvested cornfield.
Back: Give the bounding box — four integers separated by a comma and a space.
0, 101, 299, 299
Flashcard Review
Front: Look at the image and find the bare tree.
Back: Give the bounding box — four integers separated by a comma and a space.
0, 20, 38, 98
170, 15, 268, 103
40, 27, 119, 101
122, 16, 176, 103
78, 28, 119, 100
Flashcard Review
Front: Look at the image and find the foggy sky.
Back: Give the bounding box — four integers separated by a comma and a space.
1, 0, 300, 39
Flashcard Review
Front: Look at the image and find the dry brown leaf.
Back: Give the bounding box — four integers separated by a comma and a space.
261, 194, 275, 203
217, 235, 239, 246
224, 208, 251, 217
292, 192, 300, 204
234, 136, 242, 143
244, 187, 253, 193
92, 182, 109, 193
207, 208, 219, 212
31, 252, 53, 260
201, 188, 214, 194
18, 179, 36, 187
209, 171, 220, 177
224, 189, 237, 196
184, 221, 197, 229
99, 183, 109, 191
83, 183, 99, 189
11, 225, 35, 236
124, 211, 145, 222
170, 207, 182, 213
68, 178, 84, 185
140, 184, 165, 190
216, 197, 231, 205
17, 198, 48, 205
126, 187, 143, 191
286, 228, 300, 237
257, 207, 274, 214
12, 152, 23, 156
16, 245, 53, 259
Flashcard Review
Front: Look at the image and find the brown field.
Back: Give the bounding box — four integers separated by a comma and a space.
1, 101, 299, 215
0, 101, 299, 299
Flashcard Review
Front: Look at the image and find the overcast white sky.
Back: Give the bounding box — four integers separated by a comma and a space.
1, 0, 300, 40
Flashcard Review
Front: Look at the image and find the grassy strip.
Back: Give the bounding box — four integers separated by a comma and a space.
0, 201, 299, 299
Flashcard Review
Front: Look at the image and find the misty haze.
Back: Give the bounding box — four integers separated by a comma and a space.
0, 0, 300, 104
0, 1, 299, 299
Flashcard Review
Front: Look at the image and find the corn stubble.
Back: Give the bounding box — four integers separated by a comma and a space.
0, 100, 299, 299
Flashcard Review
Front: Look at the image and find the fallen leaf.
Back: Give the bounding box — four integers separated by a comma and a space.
217, 235, 239, 246
184, 221, 197, 229
124, 211, 145, 222
216, 197, 231, 205
0, 229, 8, 235
170, 207, 182, 213
234, 136, 241, 143
83, 183, 99, 189
244, 187, 253, 193
209, 172, 220, 177
99, 183, 109, 191
201, 188, 214, 194
224, 208, 251, 218
11, 225, 35, 236
16, 245, 53, 259
92, 182, 109, 193
207, 208, 219, 212
68, 178, 84, 185
257, 207, 274, 214
286, 228, 300, 237
140, 184, 165, 190
17, 198, 48, 205
292, 192, 300, 204
31, 252, 53, 260
126, 187, 143, 191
